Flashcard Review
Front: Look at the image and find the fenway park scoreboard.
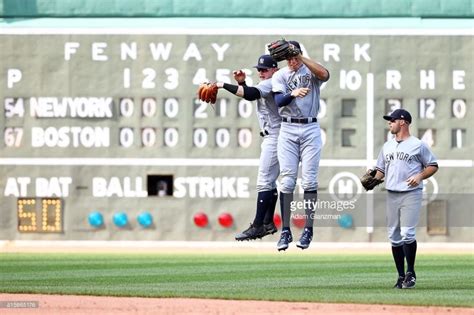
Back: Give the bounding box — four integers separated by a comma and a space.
0, 30, 472, 241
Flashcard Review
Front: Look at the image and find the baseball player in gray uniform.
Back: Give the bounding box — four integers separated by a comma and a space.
372, 109, 438, 289
271, 41, 330, 251
216, 55, 280, 241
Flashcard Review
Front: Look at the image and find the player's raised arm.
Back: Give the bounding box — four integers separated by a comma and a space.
298, 55, 330, 82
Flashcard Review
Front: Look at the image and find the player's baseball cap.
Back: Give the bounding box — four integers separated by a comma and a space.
288, 40, 301, 51
253, 54, 278, 70
383, 109, 412, 124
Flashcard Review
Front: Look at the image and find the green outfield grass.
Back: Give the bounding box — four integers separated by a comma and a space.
0, 252, 472, 307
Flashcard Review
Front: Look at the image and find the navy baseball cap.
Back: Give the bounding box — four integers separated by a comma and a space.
383, 109, 412, 124
253, 55, 277, 70
288, 40, 301, 51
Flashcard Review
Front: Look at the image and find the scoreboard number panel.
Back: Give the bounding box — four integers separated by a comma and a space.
17, 198, 63, 233
0, 32, 472, 240
1, 35, 471, 156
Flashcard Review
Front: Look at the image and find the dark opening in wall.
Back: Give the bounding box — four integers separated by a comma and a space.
147, 175, 173, 196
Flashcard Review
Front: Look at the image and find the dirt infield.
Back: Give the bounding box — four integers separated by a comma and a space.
1, 294, 472, 315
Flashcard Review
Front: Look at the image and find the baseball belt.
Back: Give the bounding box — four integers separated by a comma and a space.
281, 117, 318, 124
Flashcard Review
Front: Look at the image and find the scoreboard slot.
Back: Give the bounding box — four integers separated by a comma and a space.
147, 175, 174, 197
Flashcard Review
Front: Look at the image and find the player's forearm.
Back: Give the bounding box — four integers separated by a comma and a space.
216, 82, 260, 100
274, 92, 293, 107
300, 56, 330, 81
217, 82, 244, 97
375, 170, 385, 180
420, 165, 438, 180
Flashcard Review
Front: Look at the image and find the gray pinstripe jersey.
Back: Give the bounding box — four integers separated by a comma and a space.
271, 64, 323, 118
255, 78, 281, 130
376, 136, 438, 191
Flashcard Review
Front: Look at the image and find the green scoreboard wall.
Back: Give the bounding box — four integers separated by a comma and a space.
0, 26, 472, 241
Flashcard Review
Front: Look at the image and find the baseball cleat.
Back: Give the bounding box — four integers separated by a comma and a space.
402, 272, 416, 289
277, 231, 293, 251
235, 224, 264, 241
263, 222, 278, 236
296, 228, 313, 250
393, 275, 404, 289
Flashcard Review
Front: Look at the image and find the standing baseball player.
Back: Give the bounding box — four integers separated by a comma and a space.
215, 55, 280, 241
367, 109, 438, 289
270, 41, 330, 251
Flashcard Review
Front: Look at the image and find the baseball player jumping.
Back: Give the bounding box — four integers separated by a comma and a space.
270, 40, 330, 251
364, 109, 438, 289
215, 55, 280, 241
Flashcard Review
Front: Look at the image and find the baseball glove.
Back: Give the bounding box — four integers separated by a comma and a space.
360, 169, 384, 191
197, 82, 218, 104
267, 39, 300, 62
